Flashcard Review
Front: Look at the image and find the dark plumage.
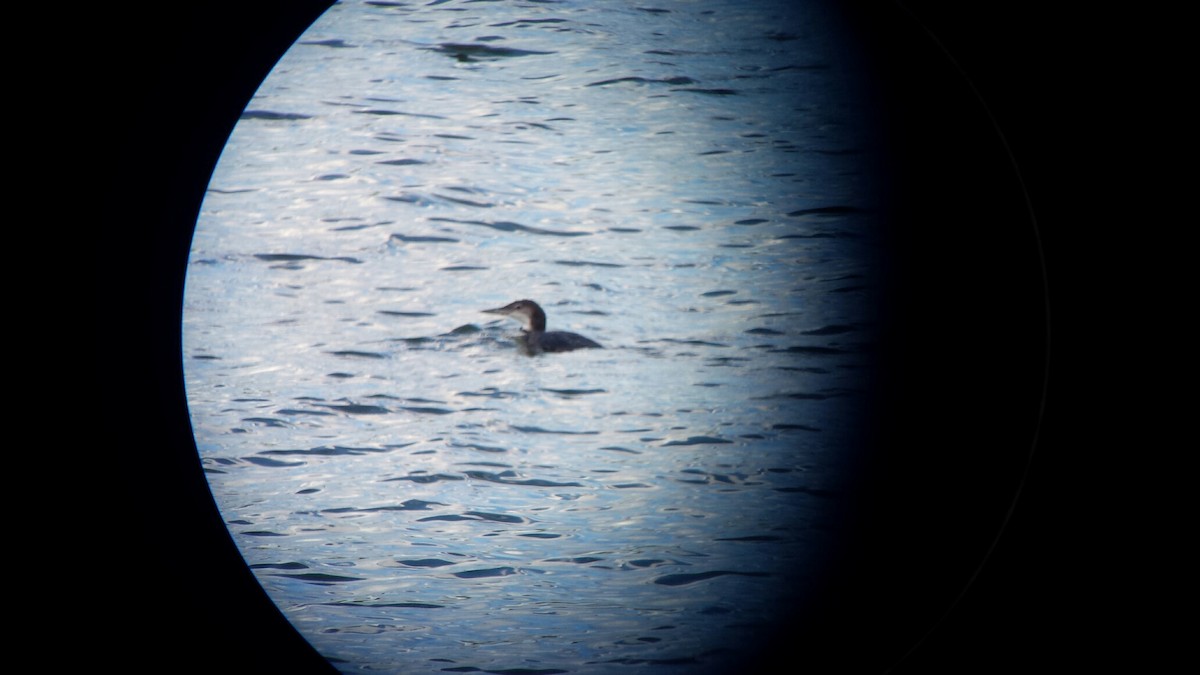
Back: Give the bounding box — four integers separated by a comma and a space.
482, 299, 602, 355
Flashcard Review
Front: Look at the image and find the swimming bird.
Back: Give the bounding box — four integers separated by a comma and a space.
482, 299, 602, 355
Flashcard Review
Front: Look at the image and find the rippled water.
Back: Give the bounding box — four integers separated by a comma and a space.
182, 1, 882, 672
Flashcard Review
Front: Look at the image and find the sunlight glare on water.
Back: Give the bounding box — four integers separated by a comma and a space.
182, 1, 882, 672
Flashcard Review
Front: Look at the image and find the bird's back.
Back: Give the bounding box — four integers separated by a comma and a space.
532, 330, 602, 353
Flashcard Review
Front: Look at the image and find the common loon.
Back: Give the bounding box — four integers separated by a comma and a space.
482, 299, 602, 355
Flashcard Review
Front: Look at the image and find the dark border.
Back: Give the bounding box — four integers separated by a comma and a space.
91, 2, 1069, 672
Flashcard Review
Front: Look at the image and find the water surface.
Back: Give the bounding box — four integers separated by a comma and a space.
183, 1, 881, 672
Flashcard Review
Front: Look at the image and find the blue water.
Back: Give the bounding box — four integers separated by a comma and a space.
183, 1, 881, 672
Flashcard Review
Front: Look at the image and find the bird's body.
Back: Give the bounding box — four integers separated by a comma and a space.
482, 299, 602, 355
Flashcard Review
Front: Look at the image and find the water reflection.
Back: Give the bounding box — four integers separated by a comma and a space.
183, 1, 880, 672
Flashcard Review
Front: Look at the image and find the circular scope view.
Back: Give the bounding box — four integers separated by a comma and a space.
182, 1, 890, 672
